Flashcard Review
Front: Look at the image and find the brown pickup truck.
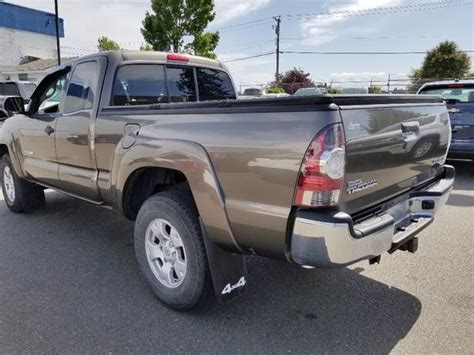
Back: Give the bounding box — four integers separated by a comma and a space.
0, 51, 454, 310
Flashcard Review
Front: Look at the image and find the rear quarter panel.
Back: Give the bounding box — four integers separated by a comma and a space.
98, 105, 340, 258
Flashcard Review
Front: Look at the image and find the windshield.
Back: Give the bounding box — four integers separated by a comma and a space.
419, 84, 474, 103
21, 83, 37, 99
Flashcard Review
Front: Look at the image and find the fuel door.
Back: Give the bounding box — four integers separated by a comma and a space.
122, 123, 140, 149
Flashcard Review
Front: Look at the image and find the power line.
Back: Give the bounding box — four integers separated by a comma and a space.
213, 0, 472, 34
222, 52, 274, 63
218, 19, 275, 33
214, 17, 273, 32
221, 48, 474, 64
281, 34, 458, 41
280, 50, 474, 55
282, 0, 472, 21
216, 39, 274, 55
59, 0, 472, 55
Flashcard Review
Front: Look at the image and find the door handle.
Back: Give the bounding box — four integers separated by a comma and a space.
44, 125, 55, 136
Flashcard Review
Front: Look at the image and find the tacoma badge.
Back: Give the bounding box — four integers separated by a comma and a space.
346, 179, 378, 194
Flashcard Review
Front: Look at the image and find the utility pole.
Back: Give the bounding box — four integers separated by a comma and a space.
54, 0, 61, 65
273, 16, 281, 85
387, 74, 391, 94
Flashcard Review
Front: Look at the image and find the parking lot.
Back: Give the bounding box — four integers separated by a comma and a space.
0, 160, 472, 354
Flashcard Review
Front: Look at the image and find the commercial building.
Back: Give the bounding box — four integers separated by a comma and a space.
0, 1, 64, 82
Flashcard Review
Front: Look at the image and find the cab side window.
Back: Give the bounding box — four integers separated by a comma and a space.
196, 68, 236, 101
63, 61, 100, 114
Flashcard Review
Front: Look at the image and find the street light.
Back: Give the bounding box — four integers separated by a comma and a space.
54, 0, 61, 65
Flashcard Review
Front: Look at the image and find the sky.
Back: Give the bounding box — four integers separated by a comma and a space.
6, 0, 474, 89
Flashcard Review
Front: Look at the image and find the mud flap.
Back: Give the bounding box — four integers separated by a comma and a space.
201, 224, 248, 303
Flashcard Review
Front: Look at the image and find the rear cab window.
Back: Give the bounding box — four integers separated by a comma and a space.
113, 64, 168, 106
112, 64, 236, 106
166, 66, 196, 103
419, 83, 474, 104
196, 68, 236, 101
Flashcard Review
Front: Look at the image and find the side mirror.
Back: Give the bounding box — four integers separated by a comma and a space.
2, 96, 26, 116
0, 109, 8, 121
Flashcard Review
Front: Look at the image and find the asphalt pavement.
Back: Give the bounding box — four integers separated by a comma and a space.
0, 160, 472, 354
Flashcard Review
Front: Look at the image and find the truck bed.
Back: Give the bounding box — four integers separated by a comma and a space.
100, 94, 448, 258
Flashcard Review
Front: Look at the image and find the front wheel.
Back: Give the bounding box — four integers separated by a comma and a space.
0, 155, 45, 213
134, 190, 212, 310
411, 138, 436, 159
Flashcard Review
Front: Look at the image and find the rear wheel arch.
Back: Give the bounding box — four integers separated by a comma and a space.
0, 144, 8, 160
115, 140, 242, 253
122, 166, 192, 220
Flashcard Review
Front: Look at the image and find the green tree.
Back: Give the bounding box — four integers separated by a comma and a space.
327, 87, 342, 94
409, 41, 471, 92
140, 42, 154, 51
272, 68, 315, 94
97, 36, 120, 51
141, 0, 219, 59
369, 86, 382, 94
266, 87, 285, 94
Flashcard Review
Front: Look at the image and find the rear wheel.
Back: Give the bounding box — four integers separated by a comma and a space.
134, 190, 211, 310
0, 155, 45, 213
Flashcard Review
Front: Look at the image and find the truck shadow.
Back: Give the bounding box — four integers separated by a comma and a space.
446, 159, 474, 207
0, 192, 421, 354
195, 258, 421, 354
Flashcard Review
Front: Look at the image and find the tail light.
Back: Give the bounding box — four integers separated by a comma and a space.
294, 123, 346, 207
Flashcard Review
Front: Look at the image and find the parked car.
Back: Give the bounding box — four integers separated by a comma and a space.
340, 87, 369, 94
0, 81, 37, 104
418, 80, 474, 159
0, 51, 454, 310
294, 87, 328, 96
242, 88, 262, 96
239, 87, 263, 99
346, 111, 450, 159
260, 92, 290, 98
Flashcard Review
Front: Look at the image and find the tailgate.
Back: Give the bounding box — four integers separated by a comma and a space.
337, 99, 450, 215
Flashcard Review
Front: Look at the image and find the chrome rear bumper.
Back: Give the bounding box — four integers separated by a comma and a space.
290, 165, 455, 268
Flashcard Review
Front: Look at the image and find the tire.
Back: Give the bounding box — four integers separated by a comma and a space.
0, 155, 46, 213
134, 190, 212, 310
